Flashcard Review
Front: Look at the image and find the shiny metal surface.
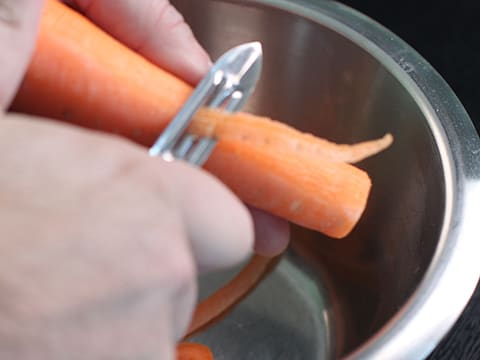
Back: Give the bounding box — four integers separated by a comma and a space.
195, 253, 333, 359
172, 0, 480, 359
149, 42, 262, 165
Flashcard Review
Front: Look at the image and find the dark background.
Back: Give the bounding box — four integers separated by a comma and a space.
339, 1, 479, 358
340, 0, 479, 133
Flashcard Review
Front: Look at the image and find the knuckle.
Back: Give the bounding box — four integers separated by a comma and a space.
0, 1, 20, 28
164, 248, 196, 293
135, 1, 189, 52
156, 1, 186, 30
162, 245, 197, 338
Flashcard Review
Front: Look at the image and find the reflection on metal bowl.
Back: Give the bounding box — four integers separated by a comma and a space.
172, 0, 480, 358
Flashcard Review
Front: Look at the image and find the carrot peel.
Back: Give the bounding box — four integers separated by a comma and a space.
176, 342, 214, 360
191, 108, 393, 164
186, 255, 280, 338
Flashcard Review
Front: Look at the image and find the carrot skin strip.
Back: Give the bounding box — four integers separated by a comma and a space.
186, 255, 280, 337
176, 343, 214, 360
191, 108, 393, 164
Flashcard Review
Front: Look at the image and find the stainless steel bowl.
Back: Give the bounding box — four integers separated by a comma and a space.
172, 0, 480, 358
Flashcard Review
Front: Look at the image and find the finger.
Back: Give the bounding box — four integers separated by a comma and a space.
249, 207, 290, 257
0, 0, 44, 109
67, 0, 211, 84
162, 161, 254, 273
0, 113, 198, 346
3, 112, 252, 276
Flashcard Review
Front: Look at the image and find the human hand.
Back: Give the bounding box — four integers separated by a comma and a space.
0, 0, 288, 358
0, 114, 254, 359
61, 0, 291, 256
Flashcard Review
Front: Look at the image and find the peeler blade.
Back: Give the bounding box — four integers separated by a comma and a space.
211, 41, 263, 98
149, 42, 263, 158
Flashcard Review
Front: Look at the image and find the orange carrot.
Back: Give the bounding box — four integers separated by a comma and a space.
191, 108, 393, 164
205, 141, 371, 238
12, 0, 191, 145
11, 0, 392, 238
176, 343, 214, 360
186, 255, 280, 337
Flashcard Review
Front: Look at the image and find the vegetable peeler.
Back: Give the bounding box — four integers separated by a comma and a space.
148, 42, 263, 166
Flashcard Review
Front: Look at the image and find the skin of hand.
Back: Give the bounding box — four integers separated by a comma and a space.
0, 0, 289, 358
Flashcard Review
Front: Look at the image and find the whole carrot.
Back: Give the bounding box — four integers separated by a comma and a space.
11, 0, 392, 238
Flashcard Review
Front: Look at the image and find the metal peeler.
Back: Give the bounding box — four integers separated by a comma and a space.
148, 42, 263, 166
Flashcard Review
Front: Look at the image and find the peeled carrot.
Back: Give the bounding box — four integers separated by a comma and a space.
205, 141, 371, 238
11, 0, 392, 238
176, 343, 214, 360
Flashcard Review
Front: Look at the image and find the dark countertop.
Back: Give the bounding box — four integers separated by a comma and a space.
340, 1, 479, 358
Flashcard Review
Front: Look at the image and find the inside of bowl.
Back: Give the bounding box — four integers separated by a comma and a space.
173, 0, 446, 357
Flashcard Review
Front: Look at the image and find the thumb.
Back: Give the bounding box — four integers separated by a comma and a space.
0, 0, 44, 109
67, 0, 211, 84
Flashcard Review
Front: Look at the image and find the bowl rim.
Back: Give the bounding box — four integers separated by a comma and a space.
226, 0, 480, 358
